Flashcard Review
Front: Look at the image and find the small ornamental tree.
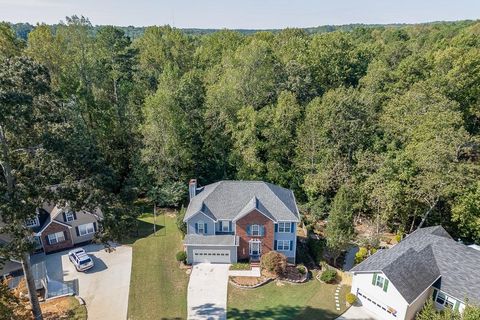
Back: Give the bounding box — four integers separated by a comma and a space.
325, 185, 355, 266
260, 251, 287, 277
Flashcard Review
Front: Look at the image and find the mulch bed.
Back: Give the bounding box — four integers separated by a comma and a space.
230, 276, 272, 288
283, 266, 305, 281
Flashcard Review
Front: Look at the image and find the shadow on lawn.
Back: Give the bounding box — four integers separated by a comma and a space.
123, 216, 166, 245
229, 305, 341, 320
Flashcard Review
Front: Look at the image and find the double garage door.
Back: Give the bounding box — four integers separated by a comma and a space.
192, 249, 231, 264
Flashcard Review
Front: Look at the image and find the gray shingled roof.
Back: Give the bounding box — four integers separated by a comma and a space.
184, 181, 300, 222
351, 226, 480, 304
184, 234, 238, 246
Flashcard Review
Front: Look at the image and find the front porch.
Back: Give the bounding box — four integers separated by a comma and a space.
248, 239, 262, 263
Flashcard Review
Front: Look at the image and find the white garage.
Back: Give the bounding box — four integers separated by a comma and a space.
357, 290, 398, 319
184, 234, 239, 264
192, 249, 231, 264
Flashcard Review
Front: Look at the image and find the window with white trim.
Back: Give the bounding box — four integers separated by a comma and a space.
375, 275, 385, 288
221, 220, 230, 232
435, 291, 457, 309
251, 224, 260, 236
277, 240, 290, 251
48, 231, 65, 244
65, 212, 75, 222
25, 217, 39, 227
78, 223, 95, 236
278, 222, 291, 233
197, 221, 205, 234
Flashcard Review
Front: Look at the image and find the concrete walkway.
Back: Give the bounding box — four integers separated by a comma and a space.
228, 267, 261, 277
336, 305, 382, 320
187, 263, 230, 320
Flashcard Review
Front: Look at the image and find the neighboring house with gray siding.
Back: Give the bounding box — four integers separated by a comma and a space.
350, 226, 480, 320
183, 180, 300, 264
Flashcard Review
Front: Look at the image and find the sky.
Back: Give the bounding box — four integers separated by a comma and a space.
0, 0, 479, 29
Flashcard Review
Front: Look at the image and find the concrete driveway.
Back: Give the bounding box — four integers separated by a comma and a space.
336, 305, 382, 320
33, 243, 132, 320
187, 263, 230, 320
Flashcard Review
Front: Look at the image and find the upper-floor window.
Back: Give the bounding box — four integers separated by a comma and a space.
278, 222, 291, 233
375, 275, 385, 288
197, 221, 206, 234
251, 224, 260, 236
372, 273, 389, 292
78, 223, 95, 236
221, 220, 230, 232
65, 212, 75, 222
25, 217, 39, 227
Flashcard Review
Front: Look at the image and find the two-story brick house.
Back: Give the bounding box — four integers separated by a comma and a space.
183, 180, 300, 264
27, 203, 102, 253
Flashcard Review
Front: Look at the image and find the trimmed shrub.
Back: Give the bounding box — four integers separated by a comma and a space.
346, 292, 357, 305
320, 268, 337, 283
260, 251, 287, 277
297, 265, 306, 275
176, 251, 187, 263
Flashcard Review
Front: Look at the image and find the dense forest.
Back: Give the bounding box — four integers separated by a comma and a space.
2, 16, 480, 245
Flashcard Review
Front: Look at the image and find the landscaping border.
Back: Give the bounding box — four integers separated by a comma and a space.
229, 277, 273, 289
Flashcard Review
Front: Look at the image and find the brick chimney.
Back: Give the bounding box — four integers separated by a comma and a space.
189, 179, 197, 201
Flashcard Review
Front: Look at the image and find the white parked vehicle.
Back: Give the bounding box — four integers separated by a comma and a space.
68, 248, 94, 271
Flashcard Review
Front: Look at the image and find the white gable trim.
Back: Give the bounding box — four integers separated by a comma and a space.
186, 210, 217, 223
232, 207, 276, 222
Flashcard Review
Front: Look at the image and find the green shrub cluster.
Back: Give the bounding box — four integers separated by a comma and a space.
355, 247, 377, 264
320, 268, 337, 283
176, 251, 187, 263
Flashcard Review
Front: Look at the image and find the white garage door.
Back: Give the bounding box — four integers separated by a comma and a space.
357, 291, 397, 319
193, 249, 231, 263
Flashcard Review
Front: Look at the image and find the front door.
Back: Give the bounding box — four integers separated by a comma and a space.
249, 241, 260, 256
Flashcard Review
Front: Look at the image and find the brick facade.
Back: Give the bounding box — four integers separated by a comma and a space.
42, 221, 74, 253
236, 210, 274, 260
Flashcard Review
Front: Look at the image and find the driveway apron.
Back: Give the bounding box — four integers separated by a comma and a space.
187, 263, 230, 320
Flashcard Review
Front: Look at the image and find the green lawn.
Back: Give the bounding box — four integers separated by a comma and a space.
127, 214, 189, 320
228, 274, 350, 320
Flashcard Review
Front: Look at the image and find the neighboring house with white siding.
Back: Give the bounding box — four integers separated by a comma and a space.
350, 226, 480, 320
183, 180, 300, 264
